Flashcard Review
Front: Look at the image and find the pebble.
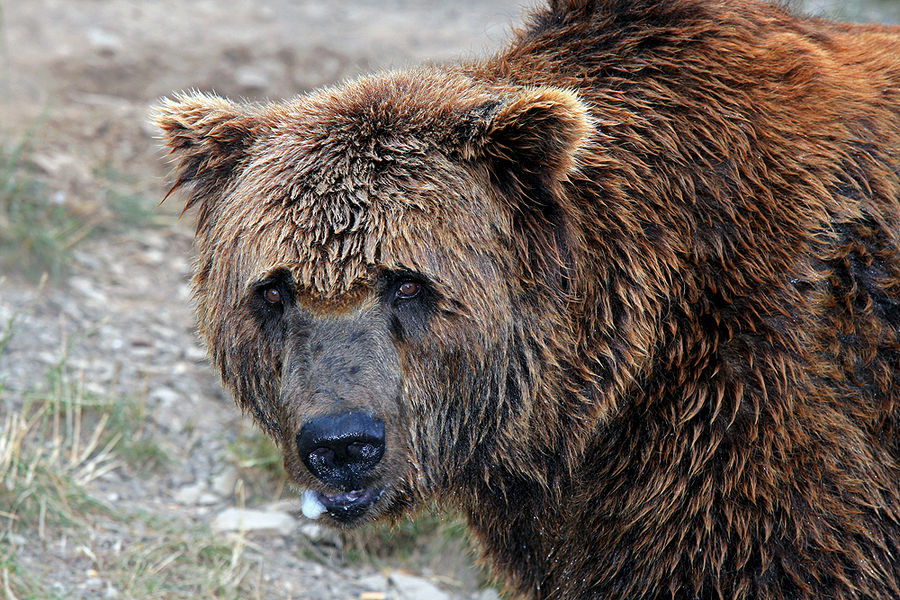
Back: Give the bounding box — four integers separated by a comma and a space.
82, 577, 104, 591
211, 507, 297, 535
143, 249, 166, 265
210, 466, 238, 496
149, 386, 182, 407
69, 276, 108, 304
264, 499, 301, 513
388, 571, 450, 600
235, 66, 271, 90
298, 521, 340, 546
197, 492, 220, 506
87, 28, 122, 54
358, 573, 388, 592
174, 483, 205, 505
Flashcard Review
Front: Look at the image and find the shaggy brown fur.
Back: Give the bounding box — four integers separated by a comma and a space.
155, 0, 900, 598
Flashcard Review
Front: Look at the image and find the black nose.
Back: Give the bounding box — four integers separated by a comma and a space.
296, 412, 385, 489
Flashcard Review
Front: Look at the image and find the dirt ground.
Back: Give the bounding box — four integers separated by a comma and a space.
0, 1, 897, 599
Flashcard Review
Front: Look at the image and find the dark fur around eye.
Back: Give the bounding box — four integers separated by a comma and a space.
250, 270, 294, 319
378, 271, 431, 305
379, 271, 436, 341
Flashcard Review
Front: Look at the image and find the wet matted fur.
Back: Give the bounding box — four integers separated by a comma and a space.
156, 0, 900, 598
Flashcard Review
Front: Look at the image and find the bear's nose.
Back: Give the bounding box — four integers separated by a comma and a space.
296, 412, 385, 489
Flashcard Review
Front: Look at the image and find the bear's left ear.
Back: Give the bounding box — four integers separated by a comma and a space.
456, 86, 592, 190
153, 92, 265, 217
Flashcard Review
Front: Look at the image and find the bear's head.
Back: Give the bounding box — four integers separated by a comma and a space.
155, 70, 599, 526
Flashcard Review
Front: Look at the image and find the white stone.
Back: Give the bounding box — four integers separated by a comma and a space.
148, 386, 181, 407
388, 572, 450, 600
298, 522, 339, 546
197, 492, 220, 506
235, 66, 271, 90
264, 499, 301, 513
357, 573, 388, 592
211, 507, 296, 534
87, 28, 121, 53
211, 467, 238, 496
174, 483, 205, 505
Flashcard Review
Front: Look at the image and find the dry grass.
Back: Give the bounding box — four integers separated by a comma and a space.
0, 316, 265, 600
0, 133, 163, 284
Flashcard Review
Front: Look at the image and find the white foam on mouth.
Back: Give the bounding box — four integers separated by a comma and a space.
300, 490, 327, 520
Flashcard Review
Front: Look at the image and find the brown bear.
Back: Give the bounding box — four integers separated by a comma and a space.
155, 0, 900, 598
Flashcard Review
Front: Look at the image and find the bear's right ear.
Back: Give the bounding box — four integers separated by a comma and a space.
453, 86, 592, 191
153, 93, 264, 215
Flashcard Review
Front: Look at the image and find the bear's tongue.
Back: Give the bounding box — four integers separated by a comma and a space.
327, 489, 364, 502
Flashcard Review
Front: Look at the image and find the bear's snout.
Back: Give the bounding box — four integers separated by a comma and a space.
296, 412, 386, 490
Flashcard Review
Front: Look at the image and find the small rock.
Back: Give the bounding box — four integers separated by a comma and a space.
174, 483, 205, 505
388, 572, 450, 600
143, 249, 166, 266
235, 66, 271, 90
37, 351, 58, 365
69, 276, 108, 304
104, 582, 120, 599
149, 386, 181, 407
197, 492, 220, 506
298, 521, 340, 546
150, 387, 186, 432
212, 508, 296, 534
264, 499, 301, 513
358, 573, 388, 592
141, 232, 168, 251
211, 466, 238, 496
87, 28, 121, 54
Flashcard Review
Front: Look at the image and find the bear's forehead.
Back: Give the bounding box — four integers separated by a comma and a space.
228, 164, 453, 299
268, 68, 494, 138
219, 74, 503, 301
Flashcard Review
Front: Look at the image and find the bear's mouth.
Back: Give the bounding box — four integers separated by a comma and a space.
300, 487, 384, 523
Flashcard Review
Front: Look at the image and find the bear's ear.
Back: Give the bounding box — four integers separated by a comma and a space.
457, 86, 591, 190
153, 92, 264, 215
455, 87, 591, 294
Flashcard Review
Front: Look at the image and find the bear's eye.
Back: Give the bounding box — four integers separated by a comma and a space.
396, 281, 421, 300
250, 270, 292, 322
262, 286, 282, 305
